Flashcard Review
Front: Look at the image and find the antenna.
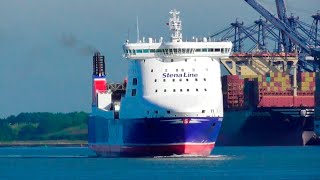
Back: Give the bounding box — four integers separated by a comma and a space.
136, 16, 140, 43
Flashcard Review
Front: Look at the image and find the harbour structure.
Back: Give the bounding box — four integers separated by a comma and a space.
211, 0, 320, 145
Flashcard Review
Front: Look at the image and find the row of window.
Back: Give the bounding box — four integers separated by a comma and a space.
131, 88, 208, 96
124, 48, 231, 55
146, 110, 206, 115
155, 88, 207, 93
155, 78, 206, 82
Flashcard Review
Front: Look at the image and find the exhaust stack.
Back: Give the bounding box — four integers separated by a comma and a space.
92, 52, 107, 105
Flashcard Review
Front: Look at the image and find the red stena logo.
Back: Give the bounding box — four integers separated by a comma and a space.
182, 118, 191, 124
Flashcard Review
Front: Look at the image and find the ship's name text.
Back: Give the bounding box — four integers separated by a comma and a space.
162, 72, 198, 78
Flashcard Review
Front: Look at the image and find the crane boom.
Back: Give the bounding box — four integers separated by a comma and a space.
275, 0, 291, 52
244, 0, 318, 56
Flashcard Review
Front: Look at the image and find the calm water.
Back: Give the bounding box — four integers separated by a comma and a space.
0, 146, 319, 179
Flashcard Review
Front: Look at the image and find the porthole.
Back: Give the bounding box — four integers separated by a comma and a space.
179, 79, 182, 81
173, 79, 175, 82
204, 88, 207, 91
155, 90, 158, 93
186, 79, 189, 81
164, 89, 167, 92
176, 69, 178, 72
163, 79, 166, 82
173, 89, 176, 92
151, 69, 153, 72
196, 89, 198, 92
202, 110, 205, 113
204, 78, 206, 81
195, 78, 198, 81
187, 89, 189, 92
180, 89, 182, 92
154, 79, 157, 82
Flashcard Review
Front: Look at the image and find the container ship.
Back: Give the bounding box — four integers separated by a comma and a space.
88, 10, 232, 157
216, 52, 319, 146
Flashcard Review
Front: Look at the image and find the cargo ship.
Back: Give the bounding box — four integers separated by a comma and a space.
88, 10, 232, 156
216, 52, 319, 146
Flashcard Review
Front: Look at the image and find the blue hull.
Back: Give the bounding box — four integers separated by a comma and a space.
88, 116, 222, 156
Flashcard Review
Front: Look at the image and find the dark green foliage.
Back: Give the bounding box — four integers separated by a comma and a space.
0, 124, 16, 141
0, 112, 89, 141
18, 124, 38, 140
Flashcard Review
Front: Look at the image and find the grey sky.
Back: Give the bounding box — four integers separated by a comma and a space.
0, 0, 319, 118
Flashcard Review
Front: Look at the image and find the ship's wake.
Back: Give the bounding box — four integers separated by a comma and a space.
153, 154, 235, 160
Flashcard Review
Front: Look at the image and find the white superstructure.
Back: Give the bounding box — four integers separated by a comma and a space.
119, 9, 232, 119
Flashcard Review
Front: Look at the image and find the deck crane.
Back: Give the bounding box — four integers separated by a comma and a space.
244, 0, 320, 60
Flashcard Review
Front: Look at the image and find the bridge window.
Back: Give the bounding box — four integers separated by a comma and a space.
195, 48, 201, 52
143, 49, 149, 53
208, 48, 214, 52
214, 48, 220, 52
133, 78, 137, 85
132, 89, 136, 96
150, 49, 155, 53
136, 49, 142, 53
202, 48, 208, 52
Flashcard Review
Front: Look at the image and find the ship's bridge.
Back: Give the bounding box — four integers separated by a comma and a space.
123, 40, 232, 59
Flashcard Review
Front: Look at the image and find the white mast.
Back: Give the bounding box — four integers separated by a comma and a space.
136, 16, 140, 43
169, 9, 182, 42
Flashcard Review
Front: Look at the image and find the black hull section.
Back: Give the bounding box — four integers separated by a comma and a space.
217, 107, 315, 146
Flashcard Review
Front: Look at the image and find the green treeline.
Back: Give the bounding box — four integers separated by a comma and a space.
0, 112, 89, 141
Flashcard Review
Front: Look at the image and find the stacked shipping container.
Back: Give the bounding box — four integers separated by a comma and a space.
222, 72, 315, 109
221, 75, 244, 109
